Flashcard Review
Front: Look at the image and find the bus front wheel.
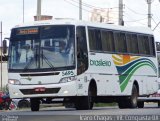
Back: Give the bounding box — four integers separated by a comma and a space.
75, 88, 93, 110
30, 98, 40, 111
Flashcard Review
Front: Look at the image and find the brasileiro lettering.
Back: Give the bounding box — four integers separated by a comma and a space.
90, 59, 111, 67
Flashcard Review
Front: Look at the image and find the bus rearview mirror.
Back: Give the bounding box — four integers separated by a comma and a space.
3, 39, 7, 54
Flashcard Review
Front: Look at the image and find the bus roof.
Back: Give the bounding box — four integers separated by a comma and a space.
14, 19, 153, 35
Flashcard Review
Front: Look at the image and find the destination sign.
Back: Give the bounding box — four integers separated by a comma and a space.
17, 28, 38, 35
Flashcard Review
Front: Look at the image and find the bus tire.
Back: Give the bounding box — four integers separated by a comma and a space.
129, 84, 138, 108
88, 87, 94, 109
118, 100, 129, 109
137, 101, 144, 108
75, 87, 93, 110
18, 100, 30, 109
30, 98, 40, 111
75, 97, 93, 110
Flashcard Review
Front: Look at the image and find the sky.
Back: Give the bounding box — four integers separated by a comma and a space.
0, 0, 160, 45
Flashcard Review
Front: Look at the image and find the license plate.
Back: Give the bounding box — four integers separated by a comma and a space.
34, 87, 46, 92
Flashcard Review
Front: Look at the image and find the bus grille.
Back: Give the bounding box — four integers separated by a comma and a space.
20, 88, 60, 95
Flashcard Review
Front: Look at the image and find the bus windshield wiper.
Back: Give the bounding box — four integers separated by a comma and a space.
23, 58, 35, 72
41, 48, 55, 71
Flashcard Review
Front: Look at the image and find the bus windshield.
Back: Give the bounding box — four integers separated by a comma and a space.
9, 25, 75, 72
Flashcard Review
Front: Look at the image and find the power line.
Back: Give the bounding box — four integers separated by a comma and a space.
69, 0, 118, 10
152, 17, 160, 31
125, 5, 147, 16
64, 0, 118, 20
64, 0, 91, 13
124, 12, 147, 22
124, 13, 147, 26
152, 17, 158, 25
125, 18, 148, 22
71, 0, 99, 9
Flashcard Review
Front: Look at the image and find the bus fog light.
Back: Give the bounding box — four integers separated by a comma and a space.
13, 92, 19, 95
63, 90, 68, 94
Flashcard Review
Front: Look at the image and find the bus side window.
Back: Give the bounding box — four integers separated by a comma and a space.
126, 33, 139, 54
76, 26, 88, 75
138, 35, 150, 55
149, 36, 155, 56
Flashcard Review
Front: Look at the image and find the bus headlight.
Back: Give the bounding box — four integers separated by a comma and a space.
8, 79, 21, 85
59, 76, 76, 83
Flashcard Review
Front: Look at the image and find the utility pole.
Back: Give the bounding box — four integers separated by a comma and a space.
119, 0, 124, 25
107, 8, 109, 23
79, 0, 82, 20
146, 0, 153, 28
0, 22, 2, 91
37, 0, 42, 21
23, 0, 24, 23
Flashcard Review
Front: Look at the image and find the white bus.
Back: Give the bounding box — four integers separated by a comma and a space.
8, 19, 159, 111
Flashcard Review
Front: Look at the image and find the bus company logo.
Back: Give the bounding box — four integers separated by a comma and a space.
23, 76, 32, 81
90, 59, 111, 67
112, 54, 157, 92
27, 76, 32, 81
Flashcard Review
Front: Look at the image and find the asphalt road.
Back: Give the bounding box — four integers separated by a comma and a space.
0, 103, 160, 121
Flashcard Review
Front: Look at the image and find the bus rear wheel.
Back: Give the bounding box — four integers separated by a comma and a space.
30, 98, 40, 111
118, 84, 138, 109
128, 84, 138, 108
137, 101, 144, 108
118, 100, 129, 109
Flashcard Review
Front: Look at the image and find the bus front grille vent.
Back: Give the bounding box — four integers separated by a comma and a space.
19, 88, 61, 95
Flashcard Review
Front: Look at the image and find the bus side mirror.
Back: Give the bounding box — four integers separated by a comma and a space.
3, 39, 7, 54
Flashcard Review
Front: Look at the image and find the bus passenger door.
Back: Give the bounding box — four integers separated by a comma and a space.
76, 26, 89, 95
76, 26, 88, 75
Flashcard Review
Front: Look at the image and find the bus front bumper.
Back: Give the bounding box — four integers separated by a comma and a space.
8, 81, 77, 99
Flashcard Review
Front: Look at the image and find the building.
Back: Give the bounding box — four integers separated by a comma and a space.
90, 8, 118, 24
34, 15, 53, 21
